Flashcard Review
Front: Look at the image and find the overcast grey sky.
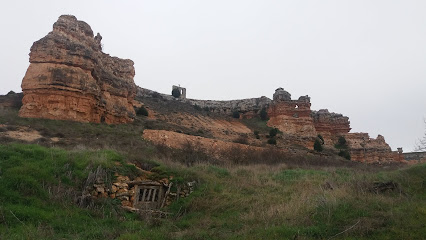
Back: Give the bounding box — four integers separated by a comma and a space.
1, 1, 425, 151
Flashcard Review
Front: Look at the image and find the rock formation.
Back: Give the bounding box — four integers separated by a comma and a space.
344, 133, 401, 163
267, 88, 317, 139
19, 15, 136, 124
0, 91, 23, 110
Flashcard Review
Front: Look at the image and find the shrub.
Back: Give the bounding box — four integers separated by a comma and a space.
317, 134, 324, 145
232, 111, 240, 119
193, 105, 202, 111
254, 130, 260, 139
136, 106, 149, 116
314, 138, 323, 152
338, 136, 347, 146
234, 136, 249, 144
267, 138, 277, 145
335, 136, 348, 149
260, 108, 269, 121
269, 128, 279, 137
203, 106, 210, 112
151, 92, 161, 98
338, 150, 351, 160
172, 88, 181, 98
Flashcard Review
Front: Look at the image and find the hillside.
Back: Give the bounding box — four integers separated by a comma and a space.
1, 104, 426, 239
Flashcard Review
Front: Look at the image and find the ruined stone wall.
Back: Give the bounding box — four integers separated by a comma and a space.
137, 87, 271, 117
403, 152, 426, 161
19, 15, 136, 124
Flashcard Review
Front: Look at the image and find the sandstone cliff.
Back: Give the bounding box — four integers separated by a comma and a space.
19, 15, 136, 124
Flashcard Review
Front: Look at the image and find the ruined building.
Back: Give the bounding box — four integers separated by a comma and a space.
172, 85, 186, 99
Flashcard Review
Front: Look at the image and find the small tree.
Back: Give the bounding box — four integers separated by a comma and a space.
260, 108, 269, 121
267, 138, 277, 145
232, 111, 240, 119
338, 136, 347, 146
254, 130, 260, 139
338, 150, 351, 160
172, 88, 181, 98
269, 128, 279, 137
317, 134, 324, 145
314, 138, 323, 152
136, 106, 149, 116
414, 119, 426, 152
335, 136, 348, 149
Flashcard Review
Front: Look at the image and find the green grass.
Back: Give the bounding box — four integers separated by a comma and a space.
0, 143, 425, 239
0, 144, 151, 239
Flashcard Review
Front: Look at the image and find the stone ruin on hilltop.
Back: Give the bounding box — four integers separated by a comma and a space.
19, 15, 136, 124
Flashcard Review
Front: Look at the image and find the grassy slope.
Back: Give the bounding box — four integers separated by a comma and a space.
0, 144, 425, 240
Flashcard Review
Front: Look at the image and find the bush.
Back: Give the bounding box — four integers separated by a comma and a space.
338, 136, 347, 146
136, 107, 149, 116
193, 105, 202, 111
267, 138, 277, 145
254, 130, 260, 139
172, 88, 181, 98
234, 136, 249, 144
269, 128, 279, 137
317, 134, 324, 145
338, 150, 351, 160
314, 138, 323, 152
335, 136, 348, 149
232, 111, 240, 119
260, 108, 269, 121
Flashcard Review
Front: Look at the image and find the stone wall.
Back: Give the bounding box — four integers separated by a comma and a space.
403, 152, 426, 161
137, 87, 271, 117
19, 15, 136, 124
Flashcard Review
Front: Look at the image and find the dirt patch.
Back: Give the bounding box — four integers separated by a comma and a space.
0, 124, 42, 142
143, 129, 274, 157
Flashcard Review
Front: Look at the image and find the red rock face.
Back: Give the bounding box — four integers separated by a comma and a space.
311, 109, 351, 147
267, 95, 317, 140
344, 133, 403, 163
265, 89, 402, 162
19, 15, 136, 124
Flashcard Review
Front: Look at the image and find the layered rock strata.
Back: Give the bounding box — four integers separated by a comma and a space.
19, 15, 136, 124
344, 133, 402, 163
267, 88, 317, 139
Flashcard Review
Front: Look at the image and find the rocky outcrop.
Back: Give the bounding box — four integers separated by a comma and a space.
19, 15, 136, 124
344, 133, 403, 163
312, 109, 351, 146
142, 129, 281, 159
0, 91, 23, 110
267, 88, 317, 140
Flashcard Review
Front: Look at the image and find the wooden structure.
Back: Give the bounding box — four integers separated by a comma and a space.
133, 181, 169, 209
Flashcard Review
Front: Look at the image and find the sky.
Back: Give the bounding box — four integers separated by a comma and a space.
0, 1, 425, 152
